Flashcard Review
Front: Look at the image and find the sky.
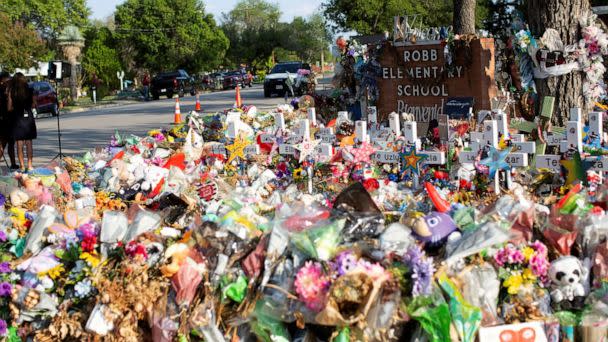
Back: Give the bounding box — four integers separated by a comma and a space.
89, 0, 324, 22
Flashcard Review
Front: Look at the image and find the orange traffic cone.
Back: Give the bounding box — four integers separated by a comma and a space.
195, 93, 201, 112
173, 98, 181, 124
235, 85, 242, 108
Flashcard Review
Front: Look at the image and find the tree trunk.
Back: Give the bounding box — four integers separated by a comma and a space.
70, 62, 78, 101
527, 0, 591, 126
453, 0, 476, 34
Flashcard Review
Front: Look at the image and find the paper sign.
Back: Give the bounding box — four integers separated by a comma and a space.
483, 120, 498, 147
260, 134, 275, 143
315, 143, 333, 158
545, 133, 564, 146
512, 141, 536, 154
211, 145, 227, 155
459, 151, 478, 164
586, 156, 608, 172
420, 151, 446, 165
505, 153, 528, 167
479, 321, 548, 342
244, 145, 260, 156
279, 144, 295, 155
566, 120, 583, 153
318, 134, 336, 144
318, 127, 334, 135
372, 151, 400, 163
536, 155, 560, 171
367, 106, 377, 123
589, 111, 603, 142
444, 97, 474, 119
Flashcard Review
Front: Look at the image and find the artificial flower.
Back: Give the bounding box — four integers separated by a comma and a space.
294, 261, 330, 311
0, 282, 11, 297
74, 279, 93, 298
0, 319, 6, 336
503, 273, 523, 295
403, 245, 435, 297
80, 252, 101, 268
39, 264, 65, 280
0, 262, 11, 274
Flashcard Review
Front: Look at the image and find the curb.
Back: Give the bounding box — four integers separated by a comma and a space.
61, 101, 141, 114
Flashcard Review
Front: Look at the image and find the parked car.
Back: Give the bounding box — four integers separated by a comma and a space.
201, 72, 223, 90
30, 81, 59, 117
222, 71, 243, 90
263, 62, 311, 98
150, 70, 196, 100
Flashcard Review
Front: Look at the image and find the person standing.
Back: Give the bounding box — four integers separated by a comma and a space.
0, 72, 18, 170
142, 73, 150, 101
7, 73, 36, 172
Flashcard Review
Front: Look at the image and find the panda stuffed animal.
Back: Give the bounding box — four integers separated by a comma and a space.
548, 256, 590, 311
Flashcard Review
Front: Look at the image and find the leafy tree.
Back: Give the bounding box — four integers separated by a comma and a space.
114, 0, 229, 73
221, 0, 284, 70
3, 0, 90, 40
323, 0, 488, 35
0, 13, 48, 72
81, 27, 123, 89
285, 13, 331, 63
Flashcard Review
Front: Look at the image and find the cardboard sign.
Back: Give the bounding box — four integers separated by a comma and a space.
244, 145, 260, 156
376, 39, 497, 130
587, 156, 608, 172
259, 134, 275, 144
443, 97, 474, 119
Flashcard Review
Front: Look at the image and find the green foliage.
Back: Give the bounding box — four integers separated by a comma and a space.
3, 0, 90, 40
0, 13, 48, 72
323, 0, 489, 35
82, 27, 122, 90
114, 0, 229, 73
284, 13, 332, 63
221, 0, 284, 70
222, 1, 332, 70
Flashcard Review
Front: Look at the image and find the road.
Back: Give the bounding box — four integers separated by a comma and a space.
33, 84, 292, 166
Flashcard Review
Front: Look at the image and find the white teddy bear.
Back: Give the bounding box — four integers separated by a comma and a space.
549, 256, 590, 310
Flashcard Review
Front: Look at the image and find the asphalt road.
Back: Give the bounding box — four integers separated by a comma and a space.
31, 84, 292, 166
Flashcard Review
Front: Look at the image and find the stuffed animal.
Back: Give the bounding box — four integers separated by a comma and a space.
549, 256, 589, 310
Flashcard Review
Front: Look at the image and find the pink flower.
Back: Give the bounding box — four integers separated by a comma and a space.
294, 261, 330, 311
529, 253, 549, 281
531, 240, 547, 256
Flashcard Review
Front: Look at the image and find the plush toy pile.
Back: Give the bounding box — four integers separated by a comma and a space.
1, 102, 608, 342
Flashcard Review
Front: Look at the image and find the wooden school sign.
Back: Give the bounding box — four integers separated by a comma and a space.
375, 36, 497, 134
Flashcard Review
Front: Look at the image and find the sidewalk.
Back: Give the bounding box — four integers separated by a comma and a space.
61, 100, 141, 114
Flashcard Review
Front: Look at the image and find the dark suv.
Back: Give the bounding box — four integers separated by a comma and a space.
151, 70, 196, 100
263, 62, 311, 97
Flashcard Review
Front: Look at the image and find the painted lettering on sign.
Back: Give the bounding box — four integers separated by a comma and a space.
372, 151, 400, 163
376, 39, 497, 127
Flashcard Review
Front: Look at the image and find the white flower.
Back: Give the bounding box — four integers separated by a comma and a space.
74, 279, 93, 298
40, 276, 54, 289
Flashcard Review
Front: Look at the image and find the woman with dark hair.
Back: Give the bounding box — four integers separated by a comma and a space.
0, 72, 18, 170
6, 72, 37, 172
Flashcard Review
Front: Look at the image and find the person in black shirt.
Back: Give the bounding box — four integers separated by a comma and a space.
0, 71, 18, 170
7, 72, 37, 171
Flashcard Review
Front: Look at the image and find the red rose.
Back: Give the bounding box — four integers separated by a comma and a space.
363, 178, 380, 192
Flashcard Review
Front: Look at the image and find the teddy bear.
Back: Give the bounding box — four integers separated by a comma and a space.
549, 256, 590, 311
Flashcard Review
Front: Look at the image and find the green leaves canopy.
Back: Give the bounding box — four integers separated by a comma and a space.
114, 0, 229, 73
0, 13, 48, 72
82, 27, 122, 88
323, 0, 489, 35
2, 0, 90, 40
